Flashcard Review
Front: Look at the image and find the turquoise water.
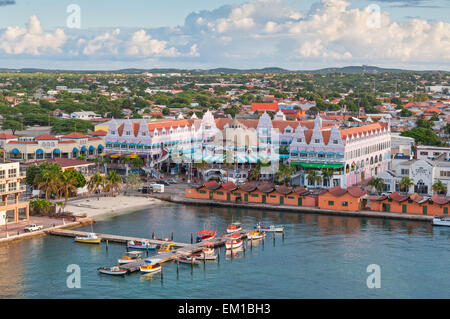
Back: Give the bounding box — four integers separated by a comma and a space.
0, 202, 449, 298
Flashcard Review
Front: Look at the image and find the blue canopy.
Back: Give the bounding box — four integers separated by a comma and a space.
89, 145, 96, 151
72, 147, 79, 153
81, 146, 87, 151
327, 152, 334, 156
299, 150, 307, 154
53, 149, 60, 154
128, 143, 135, 147
318, 151, 325, 155
11, 148, 20, 154
106, 141, 112, 145
291, 150, 298, 154
35, 149, 44, 155
121, 142, 126, 145
98, 145, 104, 149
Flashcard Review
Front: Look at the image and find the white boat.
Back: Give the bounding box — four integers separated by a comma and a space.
432, 215, 450, 227
256, 222, 284, 232
225, 234, 243, 250
140, 263, 162, 273
127, 240, 157, 250
117, 251, 143, 264
188, 252, 217, 260
175, 256, 201, 265
98, 266, 128, 276
226, 223, 242, 233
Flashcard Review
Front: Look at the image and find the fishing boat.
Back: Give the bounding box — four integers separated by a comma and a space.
74, 232, 102, 244
432, 215, 450, 227
140, 263, 162, 273
127, 240, 157, 250
157, 243, 175, 253
202, 243, 215, 256
195, 230, 217, 243
225, 234, 243, 249
175, 255, 201, 264
255, 222, 284, 232
98, 266, 128, 276
117, 251, 143, 264
226, 223, 242, 233
247, 231, 266, 240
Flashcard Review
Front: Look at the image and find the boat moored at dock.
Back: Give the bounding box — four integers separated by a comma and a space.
98, 266, 128, 276
140, 263, 162, 273
247, 231, 266, 240
118, 251, 143, 264
75, 233, 102, 244
127, 240, 157, 250
256, 222, 284, 232
432, 215, 450, 227
195, 230, 217, 243
226, 223, 242, 233
225, 234, 243, 249
157, 243, 176, 253
175, 255, 202, 264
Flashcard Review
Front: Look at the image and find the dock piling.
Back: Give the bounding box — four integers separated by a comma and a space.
177, 260, 179, 278
106, 240, 109, 251
282, 231, 285, 243
152, 230, 154, 239
273, 233, 276, 247
191, 233, 193, 244
171, 231, 174, 241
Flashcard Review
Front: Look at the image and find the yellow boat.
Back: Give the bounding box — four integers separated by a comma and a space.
157, 243, 175, 253
74, 233, 102, 244
247, 231, 266, 240
118, 251, 143, 264
140, 263, 162, 273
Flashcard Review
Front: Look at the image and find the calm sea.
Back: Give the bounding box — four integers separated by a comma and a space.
0, 202, 449, 298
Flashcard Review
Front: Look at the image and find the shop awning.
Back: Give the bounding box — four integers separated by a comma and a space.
290, 163, 344, 169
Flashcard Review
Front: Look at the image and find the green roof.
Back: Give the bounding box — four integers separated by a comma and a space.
290, 162, 344, 169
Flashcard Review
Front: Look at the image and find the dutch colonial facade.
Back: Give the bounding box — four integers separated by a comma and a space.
1, 133, 105, 162
0, 162, 29, 226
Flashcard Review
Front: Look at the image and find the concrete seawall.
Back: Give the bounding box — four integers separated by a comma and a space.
0, 218, 95, 246
150, 194, 434, 223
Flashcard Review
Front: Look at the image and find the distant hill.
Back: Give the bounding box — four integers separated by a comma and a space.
0, 65, 446, 74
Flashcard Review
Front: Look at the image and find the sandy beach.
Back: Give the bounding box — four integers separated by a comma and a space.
65, 195, 165, 219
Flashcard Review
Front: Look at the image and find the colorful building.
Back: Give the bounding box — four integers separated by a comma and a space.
317, 186, 367, 211
0, 162, 29, 226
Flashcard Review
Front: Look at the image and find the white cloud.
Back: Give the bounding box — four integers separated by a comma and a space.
0, 15, 66, 55
126, 30, 179, 57
83, 29, 121, 55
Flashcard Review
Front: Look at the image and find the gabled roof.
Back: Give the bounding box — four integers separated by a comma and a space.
221, 181, 237, 191
347, 186, 367, 198
35, 134, 58, 140
88, 130, 107, 136
327, 186, 348, 196
239, 182, 258, 192
389, 192, 409, 202
430, 195, 450, 205
61, 132, 88, 139
204, 180, 220, 190
0, 133, 17, 139
257, 182, 275, 193
293, 186, 308, 195
275, 185, 293, 195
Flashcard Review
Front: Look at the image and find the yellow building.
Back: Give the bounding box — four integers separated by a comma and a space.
0, 162, 29, 226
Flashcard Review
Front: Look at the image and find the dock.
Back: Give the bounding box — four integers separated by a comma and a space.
47, 228, 258, 273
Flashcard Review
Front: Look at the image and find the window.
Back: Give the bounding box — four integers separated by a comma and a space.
0, 184, 5, 193
328, 201, 334, 206
251, 194, 259, 197
297, 138, 302, 143
315, 139, 320, 143
0, 170, 4, 179
8, 182, 16, 192
401, 169, 409, 175
342, 201, 348, 206
420, 152, 428, 156
8, 169, 16, 178
216, 191, 224, 195
111, 131, 115, 135
198, 190, 206, 194
126, 131, 131, 136
333, 140, 338, 144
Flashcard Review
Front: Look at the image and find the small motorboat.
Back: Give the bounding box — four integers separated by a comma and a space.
226, 223, 242, 233
225, 234, 243, 250
98, 266, 128, 276
140, 263, 162, 273
127, 240, 157, 250
189, 252, 217, 261
202, 246, 215, 256
118, 251, 143, 264
432, 215, 450, 227
75, 232, 102, 244
157, 243, 176, 253
195, 230, 217, 243
255, 222, 284, 232
247, 231, 266, 240
175, 255, 201, 265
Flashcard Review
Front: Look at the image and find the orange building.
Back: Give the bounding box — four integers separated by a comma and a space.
318, 186, 367, 211
368, 192, 449, 216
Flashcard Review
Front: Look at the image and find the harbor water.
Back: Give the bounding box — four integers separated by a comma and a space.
0, 202, 449, 298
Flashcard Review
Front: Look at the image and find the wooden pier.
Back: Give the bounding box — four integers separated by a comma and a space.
47, 228, 256, 273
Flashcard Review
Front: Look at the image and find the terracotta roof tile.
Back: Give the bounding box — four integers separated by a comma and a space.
347, 186, 367, 198
293, 186, 308, 195
275, 185, 293, 195
257, 182, 275, 193
389, 192, 409, 202
430, 195, 450, 205
221, 181, 237, 191
204, 180, 220, 190
35, 134, 58, 140
327, 186, 347, 196
61, 132, 88, 139
0, 133, 18, 139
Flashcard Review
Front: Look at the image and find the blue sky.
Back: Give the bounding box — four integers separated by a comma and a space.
0, 0, 448, 70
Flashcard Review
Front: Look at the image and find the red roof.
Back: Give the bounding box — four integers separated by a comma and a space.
204, 180, 220, 190
0, 133, 17, 139
58, 140, 76, 144
35, 134, 58, 140
221, 181, 237, 191
89, 130, 107, 136
251, 103, 278, 112
430, 195, 450, 205
347, 186, 367, 198
61, 132, 88, 139
88, 137, 102, 141
7, 140, 38, 144
389, 192, 409, 202
327, 186, 348, 196
21, 158, 94, 168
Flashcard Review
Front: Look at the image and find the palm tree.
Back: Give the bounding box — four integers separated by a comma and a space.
88, 172, 105, 200
35, 164, 62, 200
60, 172, 78, 208
399, 176, 414, 194
321, 168, 333, 188
432, 179, 448, 196
105, 170, 122, 196
275, 163, 295, 185
367, 177, 386, 194
306, 170, 321, 188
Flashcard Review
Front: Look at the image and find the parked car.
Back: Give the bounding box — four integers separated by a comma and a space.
155, 180, 170, 186
167, 179, 177, 184
24, 224, 44, 232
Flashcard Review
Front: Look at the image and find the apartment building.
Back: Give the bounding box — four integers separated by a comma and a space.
0, 162, 28, 226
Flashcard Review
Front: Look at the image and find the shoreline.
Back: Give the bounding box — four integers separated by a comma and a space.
149, 194, 434, 223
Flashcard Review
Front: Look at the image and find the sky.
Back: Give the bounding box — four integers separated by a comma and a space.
0, 0, 448, 70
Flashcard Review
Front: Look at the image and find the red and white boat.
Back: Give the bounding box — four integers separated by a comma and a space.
175, 255, 201, 265
195, 230, 216, 243
202, 242, 215, 255
226, 223, 242, 233
225, 234, 243, 250
189, 252, 217, 261
256, 222, 284, 232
